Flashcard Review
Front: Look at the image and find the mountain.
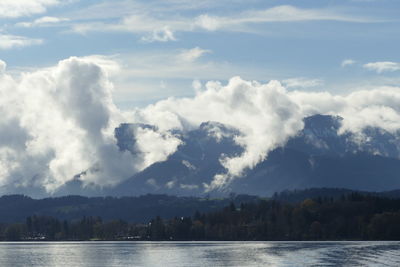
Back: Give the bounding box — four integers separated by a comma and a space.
272, 187, 400, 203
55, 114, 400, 197
230, 115, 400, 195
107, 121, 243, 196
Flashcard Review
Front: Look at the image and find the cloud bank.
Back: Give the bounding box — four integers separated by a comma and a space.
0, 57, 180, 194
2, 56, 400, 194
132, 78, 400, 190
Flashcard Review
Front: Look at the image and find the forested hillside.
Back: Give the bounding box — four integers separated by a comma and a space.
0, 194, 258, 223
2, 191, 400, 241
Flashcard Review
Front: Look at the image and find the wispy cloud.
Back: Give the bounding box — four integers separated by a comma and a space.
66, 0, 257, 20
0, 34, 43, 49
195, 5, 376, 31
16, 16, 69, 28
140, 27, 176, 43
86, 50, 279, 105
109, 50, 274, 82
363, 61, 400, 73
341, 59, 356, 67
71, 13, 187, 38
179, 47, 211, 62
69, 5, 380, 41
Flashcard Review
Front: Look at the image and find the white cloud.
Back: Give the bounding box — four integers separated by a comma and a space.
0, 34, 43, 49
0, 60, 6, 73
131, 79, 400, 191
133, 77, 305, 190
179, 47, 211, 62
140, 27, 176, 42
341, 59, 356, 67
195, 14, 221, 31
78, 54, 121, 76
134, 127, 182, 170
0, 56, 181, 193
3, 55, 400, 194
290, 86, 400, 135
16, 16, 69, 28
195, 5, 374, 31
247, 5, 372, 23
363, 61, 400, 73
0, 0, 60, 18
192, 79, 202, 91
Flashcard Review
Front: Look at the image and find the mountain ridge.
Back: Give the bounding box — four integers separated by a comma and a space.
54, 114, 400, 197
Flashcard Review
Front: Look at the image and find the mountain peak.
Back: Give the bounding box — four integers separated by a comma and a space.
198, 121, 240, 141
303, 114, 342, 132
114, 123, 156, 153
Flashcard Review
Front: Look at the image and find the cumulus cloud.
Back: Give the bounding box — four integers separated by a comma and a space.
78, 55, 121, 75
0, 34, 43, 49
289, 86, 400, 135
3, 55, 400, 194
0, 57, 129, 191
0, 56, 180, 194
0, 60, 6, 73
363, 61, 400, 73
129, 79, 400, 191
132, 78, 305, 190
133, 127, 182, 170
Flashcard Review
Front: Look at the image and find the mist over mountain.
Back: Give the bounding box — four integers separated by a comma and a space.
2, 57, 400, 198
53, 114, 400, 197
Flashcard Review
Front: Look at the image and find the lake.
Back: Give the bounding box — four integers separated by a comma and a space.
0, 241, 399, 266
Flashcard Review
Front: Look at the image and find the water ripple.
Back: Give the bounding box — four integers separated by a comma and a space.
0, 241, 399, 267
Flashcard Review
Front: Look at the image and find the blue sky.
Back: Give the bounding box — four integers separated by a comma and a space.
0, 0, 399, 108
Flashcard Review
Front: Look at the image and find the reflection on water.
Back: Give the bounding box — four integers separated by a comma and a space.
0, 241, 399, 267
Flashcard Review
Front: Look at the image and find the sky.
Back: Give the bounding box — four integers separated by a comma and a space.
0, 0, 400, 108
1, 0, 400, 195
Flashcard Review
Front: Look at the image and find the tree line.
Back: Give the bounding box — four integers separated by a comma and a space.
1, 192, 400, 241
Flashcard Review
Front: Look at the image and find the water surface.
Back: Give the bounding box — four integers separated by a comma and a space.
0, 241, 399, 266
